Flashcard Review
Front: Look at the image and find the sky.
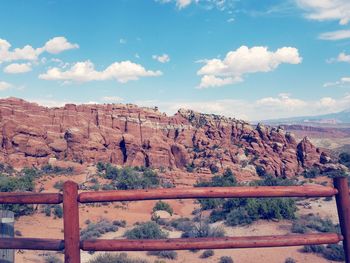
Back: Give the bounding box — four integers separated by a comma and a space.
1, 0, 350, 121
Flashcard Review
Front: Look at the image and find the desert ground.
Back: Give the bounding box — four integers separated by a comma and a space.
10, 164, 342, 263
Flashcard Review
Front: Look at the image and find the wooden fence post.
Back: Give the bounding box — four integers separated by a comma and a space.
334, 176, 350, 263
0, 210, 14, 263
63, 181, 80, 263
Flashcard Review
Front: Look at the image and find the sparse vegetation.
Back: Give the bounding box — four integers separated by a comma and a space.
147, 250, 178, 260
200, 249, 214, 258
153, 201, 173, 215
302, 167, 320, 178
80, 219, 118, 240
88, 253, 148, 263
124, 221, 168, 239
44, 254, 63, 263
219, 256, 234, 263
302, 244, 345, 261
97, 164, 160, 190
339, 152, 350, 169
41, 164, 74, 174
284, 257, 296, 263
181, 221, 225, 238
291, 214, 338, 234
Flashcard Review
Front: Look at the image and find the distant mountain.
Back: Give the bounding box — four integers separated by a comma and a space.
263, 108, 350, 126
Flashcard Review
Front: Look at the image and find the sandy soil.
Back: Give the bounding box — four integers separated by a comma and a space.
13, 171, 343, 263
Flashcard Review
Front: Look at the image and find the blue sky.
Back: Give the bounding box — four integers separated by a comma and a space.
1, 0, 350, 121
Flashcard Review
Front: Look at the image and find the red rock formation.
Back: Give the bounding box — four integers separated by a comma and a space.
0, 98, 327, 177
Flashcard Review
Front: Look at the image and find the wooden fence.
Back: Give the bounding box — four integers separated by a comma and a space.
0, 177, 350, 263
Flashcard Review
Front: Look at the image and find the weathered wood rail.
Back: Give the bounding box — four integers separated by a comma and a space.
0, 177, 350, 263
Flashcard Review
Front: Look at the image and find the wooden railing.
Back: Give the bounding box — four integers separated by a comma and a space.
1, 177, 350, 263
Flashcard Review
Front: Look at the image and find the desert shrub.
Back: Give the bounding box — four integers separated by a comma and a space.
147, 250, 178, 260
53, 180, 64, 191
88, 253, 148, 263
113, 220, 127, 227
195, 168, 237, 210
169, 218, 194, 232
41, 164, 74, 174
43, 205, 52, 217
124, 222, 167, 239
284, 258, 296, 263
45, 254, 63, 263
303, 244, 326, 254
303, 244, 345, 261
153, 201, 173, 215
210, 165, 219, 174
291, 214, 338, 234
219, 256, 234, 263
200, 249, 214, 258
303, 167, 320, 178
323, 244, 345, 261
0, 172, 36, 216
53, 205, 63, 218
202, 175, 297, 226
115, 167, 160, 190
181, 222, 225, 238
225, 207, 253, 226
80, 219, 118, 240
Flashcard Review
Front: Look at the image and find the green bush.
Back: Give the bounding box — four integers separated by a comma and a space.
219, 256, 234, 263
41, 164, 74, 174
225, 207, 252, 226
0, 172, 36, 216
124, 222, 167, 239
45, 254, 63, 263
181, 222, 225, 238
88, 253, 148, 263
169, 218, 194, 232
303, 167, 320, 178
153, 201, 173, 215
53, 205, 63, 218
147, 250, 178, 260
80, 219, 118, 240
291, 214, 337, 234
113, 220, 127, 227
303, 244, 345, 261
339, 152, 350, 168
284, 258, 296, 263
53, 181, 64, 191
200, 249, 214, 258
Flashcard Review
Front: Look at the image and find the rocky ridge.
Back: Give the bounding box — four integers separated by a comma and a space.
0, 98, 332, 177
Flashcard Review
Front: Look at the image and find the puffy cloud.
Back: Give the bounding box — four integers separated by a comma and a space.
197, 46, 302, 88
0, 37, 78, 63
337, 52, 350, 62
41, 37, 79, 54
39, 60, 162, 83
296, 0, 350, 25
0, 81, 12, 91
3, 63, 32, 74
152, 54, 170, 63
319, 30, 350, 40
137, 93, 350, 121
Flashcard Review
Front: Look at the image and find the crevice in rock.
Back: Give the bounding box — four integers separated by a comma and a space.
119, 138, 127, 163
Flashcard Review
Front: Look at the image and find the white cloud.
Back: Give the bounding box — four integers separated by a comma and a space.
3, 63, 32, 74
324, 76, 350, 87
39, 60, 162, 83
41, 37, 79, 54
296, 0, 350, 25
337, 52, 350, 62
136, 93, 350, 121
319, 30, 350, 40
152, 54, 170, 63
101, 96, 124, 102
197, 46, 302, 88
0, 37, 78, 64
0, 81, 12, 91
227, 17, 235, 23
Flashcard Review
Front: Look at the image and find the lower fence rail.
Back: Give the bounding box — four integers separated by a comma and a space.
81, 233, 343, 251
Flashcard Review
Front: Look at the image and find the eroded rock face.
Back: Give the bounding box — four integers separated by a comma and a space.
0, 98, 326, 176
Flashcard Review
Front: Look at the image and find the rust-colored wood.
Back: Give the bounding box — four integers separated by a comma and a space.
0, 193, 63, 204
63, 181, 80, 263
334, 177, 350, 263
81, 233, 342, 251
0, 238, 64, 250
78, 185, 337, 203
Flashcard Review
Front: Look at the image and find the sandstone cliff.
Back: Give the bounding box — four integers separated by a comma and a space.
0, 98, 328, 177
